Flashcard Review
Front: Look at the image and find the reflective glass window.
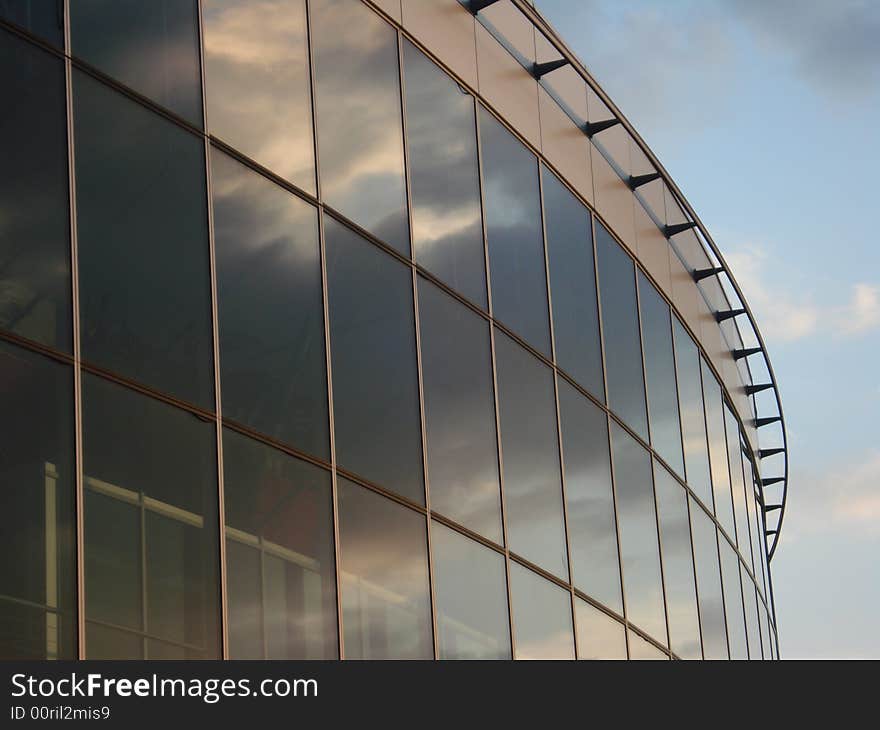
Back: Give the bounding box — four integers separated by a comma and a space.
204, 0, 315, 194
509, 563, 574, 660
223, 429, 337, 659
596, 224, 648, 440
480, 108, 550, 356
702, 359, 735, 533
757, 602, 769, 660
610, 424, 666, 644
720, 539, 748, 660
73, 72, 214, 409
325, 217, 423, 503
70, 0, 203, 127
543, 166, 603, 399
689, 498, 728, 659
0, 341, 76, 659
557, 379, 621, 612
742, 458, 760, 576
82, 375, 220, 659
638, 272, 684, 475
672, 317, 712, 506
311, 0, 409, 254
628, 631, 668, 660
495, 331, 567, 578
654, 462, 701, 660
725, 407, 750, 552
741, 564, 762, 659
0, 29, 70, 351
0, 1, 64, 46
403, 41, 485, 307
337, 479, 432, 659
432, 522, 510, 660
575, 599, 627, 660
418, 278, 501, 541
212, 149, 328, 459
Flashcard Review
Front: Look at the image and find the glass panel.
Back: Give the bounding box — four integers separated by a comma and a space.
672, 317, 712, 506
702, 359, 735, 533
575, 599, 627, 660
720, 539, 748, 660
509, 563, 574, 660
654, 462, 701, 660
337, 479, 432, 659
725, 407, 750, 553
212, 149, 328, 459
223, 429, 337, 659
596, 223, 648, 440
432, 522, 510, 660
0, 29, 70, 351
742, 457, 759, 576
741, 563, 762, 659
0, 341, 75, 659
311, 0, 409, 254
82, 375, 221, 659
757, 601, 769, 661
628, 631, 668, 660
0, 0, 64, 46
325, 217, 423, 503
85, 622, 143, 659
480, 107, 550, 356
70, 0, 203, 127
73, 71, 214, 409
418, 278, 501, 542
203, 0, 316, 194
610, 424, 666, 644
543, 166, 603, 399
403, 41, 485, 307
557, 379, 621, 613
689, 498, 728, 659
495, 331, 567, 579
638, 272, 684, 475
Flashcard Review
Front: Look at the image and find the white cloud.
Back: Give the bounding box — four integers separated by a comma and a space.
837, 284, 880, 336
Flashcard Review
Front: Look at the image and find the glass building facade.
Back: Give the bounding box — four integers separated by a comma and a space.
0, 0, 783, 660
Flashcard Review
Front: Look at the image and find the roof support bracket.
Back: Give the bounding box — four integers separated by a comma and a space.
532, 58, 569, 78
745, 383, 775, 396
759, 447, 785, 458
628, 172, 661, 190
692, 266, 725, 282
733, 346, 762, 360
583, 118, 620, 137
761, 477, 785, 487
755, 416, 782, 428
663, 221, 697, 237
715, 308, 746, 322
467, 0, 502, 13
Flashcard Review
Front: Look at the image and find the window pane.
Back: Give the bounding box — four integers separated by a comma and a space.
0, 29, 70, 351
628, 631, 668, 660
70, 0, 203, 127
325, 217, 424, 503
82, 375, 221, 659
638, 272, 684, 475
702, 359, 735, 534
337, 479, 432, 659
0, 0, 64, 46
610, 424, 666, 644
725, 407, 750, 553
480, 108, 550, 356
543, 166, 603, 400
557, 379, 621, 613
403, 41, 485, 307
596, 223, 648, 440
689, 498, 728, 659
222, 429, 337, 659
720, 539, 748, 660
741, 563, 762, 659
74, 72, 214, 409
212, 149, 328, 459
311, 0, 409, 254
510, 563, 574, 660
672, 318, 712, 506
743, 460, 761, 579
495, 331, 567, 578
204, 0, 315, 194
0, 341, 76, 659
575, 599, 627, 660
654, 462, 702, 659
418, 278, 501, 542
432, 522, 510, 660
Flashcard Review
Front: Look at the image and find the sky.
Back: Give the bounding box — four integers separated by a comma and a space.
536, 0, 880, 658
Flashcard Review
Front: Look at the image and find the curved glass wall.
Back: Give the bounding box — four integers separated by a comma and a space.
0, 1, 778, 660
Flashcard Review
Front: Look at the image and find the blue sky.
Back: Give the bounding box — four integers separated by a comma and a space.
537, 0, 880, 658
